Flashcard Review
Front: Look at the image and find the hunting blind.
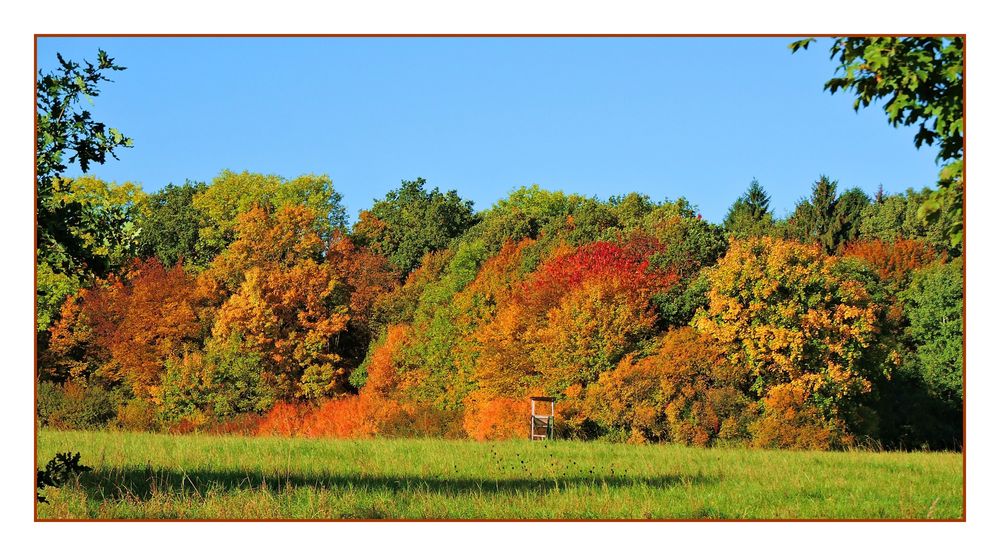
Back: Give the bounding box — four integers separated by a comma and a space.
529, 396, 555, 440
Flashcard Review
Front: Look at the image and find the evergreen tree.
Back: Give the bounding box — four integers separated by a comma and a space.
786, 176, 869, 253
723, 179, 774, 239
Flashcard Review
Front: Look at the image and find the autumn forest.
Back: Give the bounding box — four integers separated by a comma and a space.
36, 165, 964, 450
36, 39, 964, 455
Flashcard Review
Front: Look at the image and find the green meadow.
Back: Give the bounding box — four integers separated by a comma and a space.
36, 429, 963, 520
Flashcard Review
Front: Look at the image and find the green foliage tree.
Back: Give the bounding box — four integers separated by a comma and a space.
159, 335, 275, 423
608, 192, 657, 230
786, 176, 870, 253
354, 177, 477, 275
642, 206, 726, 328
834, 187, 871, 247
36, 177, 146, 331
138, 181, 212, 268
36, 50, 139, 332
859, 188, 958, 253
723, 179, 775, 239
901, 259, 963, 413
193, 170, 346, 261
36, 50, 134, 209
791, 36, 964, 248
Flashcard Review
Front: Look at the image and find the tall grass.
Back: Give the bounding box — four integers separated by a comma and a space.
37, 429, 962, 520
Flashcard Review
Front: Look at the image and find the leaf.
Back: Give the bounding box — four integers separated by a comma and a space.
789, 38, 816, 53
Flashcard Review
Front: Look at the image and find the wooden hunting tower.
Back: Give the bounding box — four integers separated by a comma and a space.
529, 396, 555, 440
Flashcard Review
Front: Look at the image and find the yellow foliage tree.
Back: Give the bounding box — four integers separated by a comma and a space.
693, 236, 882, 447
210, 205, 350, 400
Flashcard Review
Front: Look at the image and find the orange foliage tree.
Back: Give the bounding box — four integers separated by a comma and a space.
326, 231, 400, 339
209, 205, 351, 400
459, 239, 540, 397
361, 324, 412, 398
586, 327, 752, 445
45, 258, 209, 402
841, 238, 942, 290
462, 393, 529, 441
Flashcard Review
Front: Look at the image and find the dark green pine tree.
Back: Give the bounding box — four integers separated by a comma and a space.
723, 178, 774, 239
786, 176, 870, 253
832, 187, 871, 249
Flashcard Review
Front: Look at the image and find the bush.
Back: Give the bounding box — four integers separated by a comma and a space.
301, 396, 386, 438
257, 401, 310, 437
463, 395, 529, 441
748, 384, 849, 450
586, 327, 752, 446
116, 396, 158, 431
381, 404, 465, 439
37, 380, 118, 430
204, 413, 265, 436
254, 395, 466, 439
37, 452, 91, 503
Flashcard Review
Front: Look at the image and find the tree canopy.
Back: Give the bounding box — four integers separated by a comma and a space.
37, 46, 964, 450
723, 179, 775, 239
353, 178, 477, 275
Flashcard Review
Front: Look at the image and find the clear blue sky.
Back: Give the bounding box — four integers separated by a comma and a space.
36, 37, 942, 224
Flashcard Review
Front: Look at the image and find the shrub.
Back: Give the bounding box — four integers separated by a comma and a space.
748, 383, 850, 450
257, 401, 310, 437
37, 452, 91, 503
116, 396, 158, 431
586, 327, 752, 446
300, 396, 386, 438
381, 404, 465, 439
37, 380, 118, 430
463, 395, 529, 441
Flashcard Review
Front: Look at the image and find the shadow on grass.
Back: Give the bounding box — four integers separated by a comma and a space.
78, 466, 713, 502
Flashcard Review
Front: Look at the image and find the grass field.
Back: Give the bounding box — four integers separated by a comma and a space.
36, 429, 963, 520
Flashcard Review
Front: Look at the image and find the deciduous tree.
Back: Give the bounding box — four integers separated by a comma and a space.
354, 177, 477, 275
210, 205, 351, 400
693, 236, 883, 442
46, 259, 208, 403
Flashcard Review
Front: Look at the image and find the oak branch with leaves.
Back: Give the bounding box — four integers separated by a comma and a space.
790, 37, 964, 248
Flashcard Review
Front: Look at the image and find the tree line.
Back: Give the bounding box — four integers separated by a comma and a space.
36, 172, 963, 448
36, 40, 963, 449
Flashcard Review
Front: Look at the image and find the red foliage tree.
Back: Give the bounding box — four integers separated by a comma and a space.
46, 258, 208, 402
520, 241, 675, 312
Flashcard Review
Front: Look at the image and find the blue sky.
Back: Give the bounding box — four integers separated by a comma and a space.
36, 37, 942, 224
